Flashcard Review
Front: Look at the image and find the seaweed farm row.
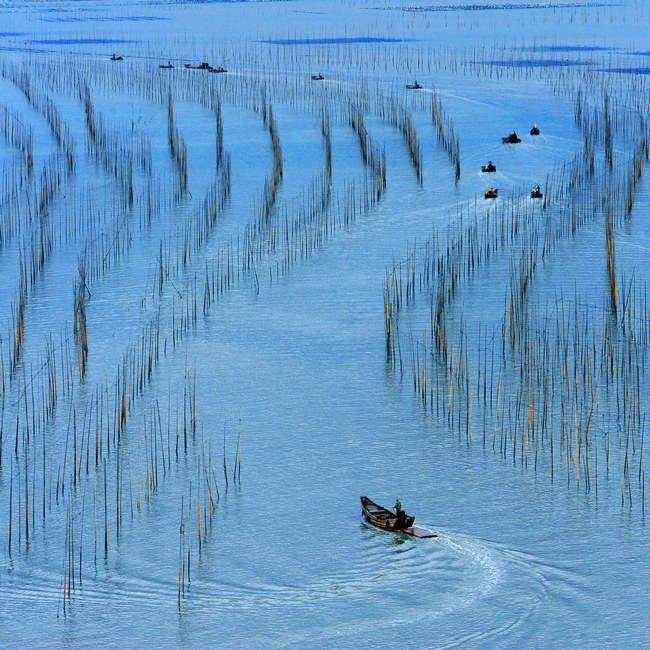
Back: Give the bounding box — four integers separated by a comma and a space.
0, 37, 449, 611
385, 76, 650, 509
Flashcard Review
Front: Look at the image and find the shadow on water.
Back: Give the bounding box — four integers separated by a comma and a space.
29, 38, 140, 45
599, 67, 650, 75
482, 58, 587, 68
371, 2, 619, 13
41, 16, 170, 23
262, 37, 415, 45
517, 45, 616, 52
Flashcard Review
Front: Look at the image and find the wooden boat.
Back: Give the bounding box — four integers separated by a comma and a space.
405, 81, 422, 90
531, 186, 543, 199
360, 496, 437, 538
159, 62, 174, 69
185, 62, 211, 70
481, 163, 497, 173
502, 132, 521, 144
110, 53, 123, 61
530, 125, 540, 136
485, 188, 499, 199
311, 73, 325, 80
360, 496, 415, 530
209, 66, 227, 73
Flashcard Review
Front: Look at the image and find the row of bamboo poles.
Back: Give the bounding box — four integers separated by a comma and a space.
0, 42, 409, 613
4, 28, 650, 619
384, 60, 650, 511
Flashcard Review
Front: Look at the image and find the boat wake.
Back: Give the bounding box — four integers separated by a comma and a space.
1, 525, 589, 648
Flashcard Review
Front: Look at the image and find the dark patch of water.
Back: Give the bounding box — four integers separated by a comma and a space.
41, 16, 170, 23
263, 37, 413, 45
29, 38, 140, 45
517, 45, 615, 52
599, 67, 650, 75
482, 58, 587, 68
374, 2, 619, 12
129, 0, 301, 4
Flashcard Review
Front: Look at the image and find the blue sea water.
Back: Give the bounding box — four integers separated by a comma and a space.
0, 0, 648, 647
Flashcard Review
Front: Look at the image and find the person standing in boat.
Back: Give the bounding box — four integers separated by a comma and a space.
394, 498, 408, 528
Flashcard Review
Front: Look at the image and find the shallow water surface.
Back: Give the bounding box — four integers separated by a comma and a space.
0, 0, 649, 647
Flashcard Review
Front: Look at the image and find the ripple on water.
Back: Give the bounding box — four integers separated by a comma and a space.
3, 525, 590, 647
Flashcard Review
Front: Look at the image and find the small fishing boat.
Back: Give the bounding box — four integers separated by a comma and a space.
311, 73, 325, 80
185, 62, 211, 70
485, 188, 499, 199
110, 53, 123, 61
502, 132, 521, 144
159, 62, 174, 69
405, 80, 422, 90
360, 496, 437, 538
360, 496, 415, 530
530, 125, 540, 136
531, 185, 543, 199
209, 66, 227, 73
481, 162, 497, 173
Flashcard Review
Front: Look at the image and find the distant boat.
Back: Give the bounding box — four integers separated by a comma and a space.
531, 185, 543, 199
185, 62, 211, 70
209, 65, 227, 73
311, 73, 325, 80
110, 53, 123, 61
360, 496, 437, 538
485, 188, 499, 199
159, 61, 174, 69
530, 125, 540, 136
481, 162, 497, 173
406, 80, 422, 90
502, 132, 521, 144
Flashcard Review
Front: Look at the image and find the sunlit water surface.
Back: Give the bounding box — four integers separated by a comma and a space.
0, 0, 649, 647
